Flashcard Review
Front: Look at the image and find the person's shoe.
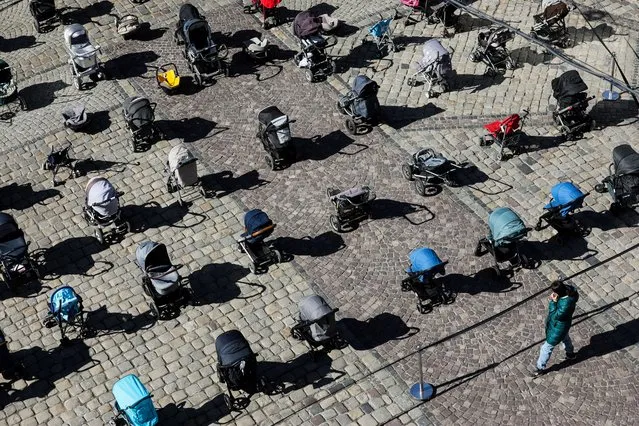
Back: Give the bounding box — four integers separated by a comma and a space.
565, 352, 577, 360
530, 368, 545, 378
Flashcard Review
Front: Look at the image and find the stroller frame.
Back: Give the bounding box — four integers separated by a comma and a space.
83, 183, 129, 245
474, 237, 529, 277
595, 146, 639, 212
552, 95, 595, 141
402, 148, 465, 195
291, 307, 342, 352
534, 204, 589, 236
42, 142, 80, 186
531, 2, 572, 48
470, 27, 516, 76
237, 225, 283, 275
0, 244, 38, 290
124, 97, 163, 152
257, 113, 296, 170
402, 0, 457, 36
65, 26, 105, 91
407, 47, 453, 98
43, 287, 88, 345
364, 14, 397, 57
29, 0, 60, 33
336, 82, 380, 134
141, 266, 191, 320
327, 186, 376, 232
295, 36, 336, 83
480, 110, 530, 161
0, 61, 28, 122
401, 261, 453, 313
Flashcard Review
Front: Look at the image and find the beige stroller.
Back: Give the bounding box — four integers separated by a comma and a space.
166, 144, 209, 205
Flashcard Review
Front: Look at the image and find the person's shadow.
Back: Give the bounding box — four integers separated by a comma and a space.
339, 313, 419, 350
188, 262, 264, 305
275, 232, 345, 257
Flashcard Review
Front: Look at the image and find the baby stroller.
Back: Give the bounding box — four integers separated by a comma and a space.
531, 0, 572, 48
595, 144, 639, 212
123, 96, 162, 152
327, 186, 376, 232
61, 104, 88, 131
216, 330, 268, 410
291, 295, 342, 353
42, 286, 88, 344
237, 209, 283, 274
42, 141, 80, 186
29, 0, 59, 33
0, 213, 38, 290
364, 14, 397, 56
0, 60, 27, 121
470, 25, 516, 75
156, 63, 181, 93
244, 0, 282, 29
136, 241, 191, 320
402, 247, 453, 313
257, 106, 296, 170
166, 144, 208, 205
402, 148, 465, 195
400, 0, 458, 36
174, 4, 229, 86
293, 12, 336, 82
535, 182, 589, 235
407, 39, 453, 98
337, 75, 381, 135
114, 14, 142, 40
550, 70, 595, 141
475, 207, 531, 276
109, 374, 158, 426
479, 110, 530, 161
64, 24, 106, 90
83, 177, 129, 244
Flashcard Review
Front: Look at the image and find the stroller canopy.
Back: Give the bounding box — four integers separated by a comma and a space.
112, 374, 158, 426
50, 286, 80, 322
258, 105, 287, 126
168, 144, 197, 172
215, 330, 253, 367
293, 11, 322, 38
64, 24, 90, 49
545, 182, 586, 216
408, 247, 445, 274
0, 213, 26, 260
86, 177, 119, 217
259, 0, 282, 8
136, 241, 179, 296
124, 96, 153, 129
299, 295, 336, 342
351, 75, 379, 98
258, 106, 291, 147
613, 144, 639, 175
488, 207, 528, 246
369, 17, 392, 39
241, 209, 274, 243
551, 70, 588, 101
179, 3, 201, 23
420, 39, 450, 68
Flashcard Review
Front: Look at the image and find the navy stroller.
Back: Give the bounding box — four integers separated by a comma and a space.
237, 209, 283, 274
337, 75, 381, 135
551, 70, 595, 141
43, 286, 88, 344
475, 207, 531, 276
292, 11, 336, 82
401, 247, 453, 313
291, 295, 342, 353
0, 212, 39, 289
110, 374, 158, 426
595, 144, 639, 212
535, 182, 589, 235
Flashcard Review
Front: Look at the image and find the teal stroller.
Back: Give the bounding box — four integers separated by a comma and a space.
109, 374, 158, 426
364, 14, 397, 56
43, 286, 89, 344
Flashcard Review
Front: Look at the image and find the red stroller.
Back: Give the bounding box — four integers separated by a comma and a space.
244, 0, 282, 29
479, 110, 529, 161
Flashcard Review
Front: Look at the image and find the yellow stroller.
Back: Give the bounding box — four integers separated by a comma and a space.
156, 63, 181, 93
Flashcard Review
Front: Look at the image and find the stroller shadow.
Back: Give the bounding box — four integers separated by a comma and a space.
455, 14, 492, 33
574, 209, 639, 230
157, 396, 232, 425
466, 170, 513, 195
275, 232, 345, 257
589, 100, 638, 127
75, 157, 133, 175
229, 51, 283, 82
518, 134, 563, 154
188, 262, 264, 304
81, 110, 112, 135
276, 6, 301, 24
393, 35, 432, 49
105, 51, 159, 80
371, 199, 435, 225
259, 351, 344, 394
338, 42, 393, 73
122, 201, 207, 232
129, 23, 167, 42
382, 103, 445, 130
62, 1, 114, 25
339, 313, 419, 350
216, 29, 260, 49
202, 170, 269, 198
156, 118, 226, 143
568, 23, 616, 48
85, 305, 155, 337
37, 236, 111, 278
453, 72, 505, 94
20, 80, 69, 110
297, 130, 367, 161
0, 182, 60, 210
445, 271, 522, 295
170, 75, 205, 96
510, 46, 551, 67
0, 35, 38, 52
524, 236, 598, 262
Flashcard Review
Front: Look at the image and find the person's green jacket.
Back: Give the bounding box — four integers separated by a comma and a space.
545, 286, 579, 345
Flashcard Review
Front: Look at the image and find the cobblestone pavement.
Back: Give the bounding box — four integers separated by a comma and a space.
1, 0, 639, 425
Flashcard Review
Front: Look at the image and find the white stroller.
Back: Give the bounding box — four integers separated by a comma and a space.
64, 24, 106, 90
83, 177, 129, 244
407, 39, 453, 98
166, 144, 209, 205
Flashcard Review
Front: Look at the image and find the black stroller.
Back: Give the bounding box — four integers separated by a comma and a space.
402, 247, 454, 313
535, 182, 589, 235
327, 186, 376, 232
257, 106, 296, 170
550, 70, 595, 141
42, 286, 89, 344
174, 4, 229, 85
402, 148, 465, 196
237, 209, 283, 274
123, 95, 162, 152
0, 213, 39, 290
401, 0, 459, 36
595, 144, 639, 212
291, 295, 342, 353
469, 25, 516, 75
42, 142, 80, 186
293, 11, 336, 82
337, 75, 381, 135
29, 0, 60, 33
216, 330, 268, 410
0, 59, 27, 121
135, 241, 192, 320
531, 0, 572, 48
474, 207, 531, 276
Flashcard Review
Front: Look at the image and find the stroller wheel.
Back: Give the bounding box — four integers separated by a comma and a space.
34, 20, 41, 34
326, 187, 339, 198
224, 394, 233, 411
336, 101, 346, 115
249, 262, 257, 275
72, 168, 82, 178
329, 215, 342, 233
400, 279, 411, 292
194, 73, 202, 87
18, 96, 27, 111
304, 69, 314, 83
407, 77, 416, 87
414, 179, 427, 196
272, 248, 283, 264
149, 302, 160, 319
130, 138, 137, 153
345, 118, 357, 135
402, 164, 414, 181
427, 90, 434, 99
94, 228, 105, 245
474, 240, 485, 257
594, 183, 607, 194
73, 75, 81, 91
264, 154, 275, 171
609, 202, 623, 214
42, 161, 49, 171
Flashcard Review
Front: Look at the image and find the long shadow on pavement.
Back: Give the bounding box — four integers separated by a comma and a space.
382, 103, 445, 130
188, 262, 264, 304
275, 232, 345, 257
0, 182, 60, 210
371, 199, 435, 225
339, 313, 419, 351
85, 305, 155, 337
121, 201, 207, 232
37, 236, 111, 278
201, 170, 270, 198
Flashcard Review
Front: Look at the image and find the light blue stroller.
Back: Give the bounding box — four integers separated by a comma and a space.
43, 286, 88, 344
364, 14, 396, 56
110, 374, 158, 426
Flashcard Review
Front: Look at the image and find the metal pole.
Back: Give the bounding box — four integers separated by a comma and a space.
603, 53, 621, 101
410, 350, 434, 401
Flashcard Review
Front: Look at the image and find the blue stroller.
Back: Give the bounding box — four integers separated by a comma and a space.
474, 207, 531, 276
237, 209, 283, 274
0, 212, 39, 290
535, 182, 589, 235
401, 247, 453, 313
364, 14, 397, 56
110, 374, 158, 426
43, 286, 88, 344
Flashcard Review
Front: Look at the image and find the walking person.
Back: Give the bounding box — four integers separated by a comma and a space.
532, 281, 579, 377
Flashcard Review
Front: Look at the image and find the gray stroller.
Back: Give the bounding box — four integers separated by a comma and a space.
407, 39, 453, 98
257, 106, 296, 170
469, 25, 516, 76
327, 185, 376, 232
337, 75, 381, 135
166, 144, 208, 205
83, 177, 129, 244
291, 295, 342, 354
64, 24, 106, 90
